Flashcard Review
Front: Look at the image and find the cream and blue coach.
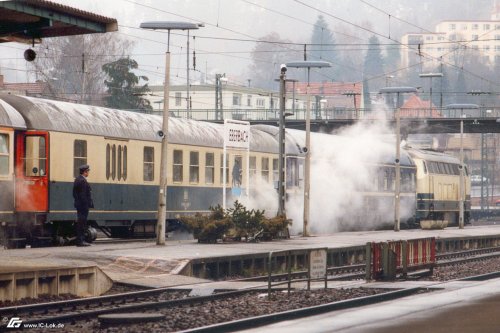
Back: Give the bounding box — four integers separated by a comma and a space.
0, 94, 300, 245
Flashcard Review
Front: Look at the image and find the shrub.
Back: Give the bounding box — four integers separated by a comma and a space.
180, 203, 291, 242
227, 200, 264, 239
261, 215, 291, 239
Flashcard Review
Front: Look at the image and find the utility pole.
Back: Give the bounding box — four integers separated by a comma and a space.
215, 74, 225, 120
277, 66, 287, 217
379, 87, 418, 232
419, 73, 443, 116
81, 53, 85, 104
467, 90, 492, 212
140, 21, 203, 245
446, 104, 479, 229
286, 61, 331, 236
342, 91, 361, 119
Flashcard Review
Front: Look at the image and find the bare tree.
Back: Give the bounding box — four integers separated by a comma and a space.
248, 32, 298, 90
29, 33, 133, 105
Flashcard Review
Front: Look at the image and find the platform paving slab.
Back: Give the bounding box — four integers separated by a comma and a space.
1, 225, 500, 289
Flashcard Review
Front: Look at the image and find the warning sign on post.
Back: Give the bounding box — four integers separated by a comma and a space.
309, 249, 327, 279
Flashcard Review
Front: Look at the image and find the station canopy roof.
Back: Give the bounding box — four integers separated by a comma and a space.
0, 0, 117, 44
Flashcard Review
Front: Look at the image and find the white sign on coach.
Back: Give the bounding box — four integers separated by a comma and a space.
224, 119, 250, 149
223, 119, 250, 210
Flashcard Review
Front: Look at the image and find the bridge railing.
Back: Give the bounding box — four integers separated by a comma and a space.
135, 107, 500, 122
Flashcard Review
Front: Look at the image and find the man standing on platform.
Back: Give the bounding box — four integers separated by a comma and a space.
73, 164, 93, 247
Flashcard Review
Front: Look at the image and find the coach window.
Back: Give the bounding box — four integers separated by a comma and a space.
249, 156, 257, 178
272, 158, 279, 183
220, 154, 229, 185
111, 144, 116, 180
173, 150, 183, 183
0, 134, 8, 175
106, 144, 111, 179
24, 136, 46, 177
118, 145, 122, 180
261, 157, 269, 182
190, 151, 199, 183
73, 140, 87, 178
383, 170, 389, 191
122, 146, 128, 180
205, 152, 214, 184
143, 147, 154, 181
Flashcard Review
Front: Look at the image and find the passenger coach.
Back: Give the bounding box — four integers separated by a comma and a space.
0, 94, 302, 247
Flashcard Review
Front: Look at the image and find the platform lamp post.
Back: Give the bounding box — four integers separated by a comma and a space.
379, 87, 417, 232
446, 103, 479, 229
140, 21, 203, 245
286, 61, 331, 236
419, 73, 443, 116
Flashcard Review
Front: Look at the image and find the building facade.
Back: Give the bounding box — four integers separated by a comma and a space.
401, 9, 500, 69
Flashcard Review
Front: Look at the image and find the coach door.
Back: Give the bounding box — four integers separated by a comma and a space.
15, 132, 49, 212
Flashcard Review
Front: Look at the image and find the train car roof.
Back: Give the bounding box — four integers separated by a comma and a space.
0, 98, 26, 129
406, 148, 460, 164
284, 128, 414, 166
251, 124, 306, 155
0, 94, 280, 152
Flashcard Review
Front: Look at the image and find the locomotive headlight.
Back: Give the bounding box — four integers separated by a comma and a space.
157, 130, 164, 137
302, 147, 308, 153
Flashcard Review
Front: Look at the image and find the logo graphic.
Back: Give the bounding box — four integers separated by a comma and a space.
6, 317, 22, 328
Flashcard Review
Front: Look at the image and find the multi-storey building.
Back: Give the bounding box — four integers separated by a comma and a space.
401, 8, 500, 69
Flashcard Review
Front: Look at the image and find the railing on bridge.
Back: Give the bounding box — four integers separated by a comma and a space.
136, 107, 500, 122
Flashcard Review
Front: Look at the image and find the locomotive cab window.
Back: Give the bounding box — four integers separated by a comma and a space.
0, 134, 9, 175
73, 140, 87, 178
24, 136, 46, 177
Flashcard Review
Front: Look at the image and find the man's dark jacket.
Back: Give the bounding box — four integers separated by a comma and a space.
73, 175, 93, 211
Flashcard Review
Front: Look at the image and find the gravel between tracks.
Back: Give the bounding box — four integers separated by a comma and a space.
427, 256, 500, 281
7, 256, 500, 332
29, 288, 390, 332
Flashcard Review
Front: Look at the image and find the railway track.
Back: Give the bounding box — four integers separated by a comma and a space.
3, 248, 500, 331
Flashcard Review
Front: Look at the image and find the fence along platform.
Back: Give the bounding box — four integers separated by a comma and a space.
367, 238, 436, 280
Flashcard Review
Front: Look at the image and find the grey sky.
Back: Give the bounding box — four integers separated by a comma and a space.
0, 0, 495, 85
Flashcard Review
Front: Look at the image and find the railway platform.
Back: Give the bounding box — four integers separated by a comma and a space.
1, 225, 500, 289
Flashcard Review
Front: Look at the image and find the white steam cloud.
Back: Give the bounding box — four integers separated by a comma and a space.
230, 104, 417, 235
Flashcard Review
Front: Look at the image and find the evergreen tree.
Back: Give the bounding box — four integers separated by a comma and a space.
102, 58, 152, 111
248, 32, 296, 89
363, 78, 371, 110
384, 42, 400, 73
309, 15, 337, 81
363, 35, 385, 92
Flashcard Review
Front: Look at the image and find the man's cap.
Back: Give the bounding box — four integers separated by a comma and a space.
79, 164, 90, 172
